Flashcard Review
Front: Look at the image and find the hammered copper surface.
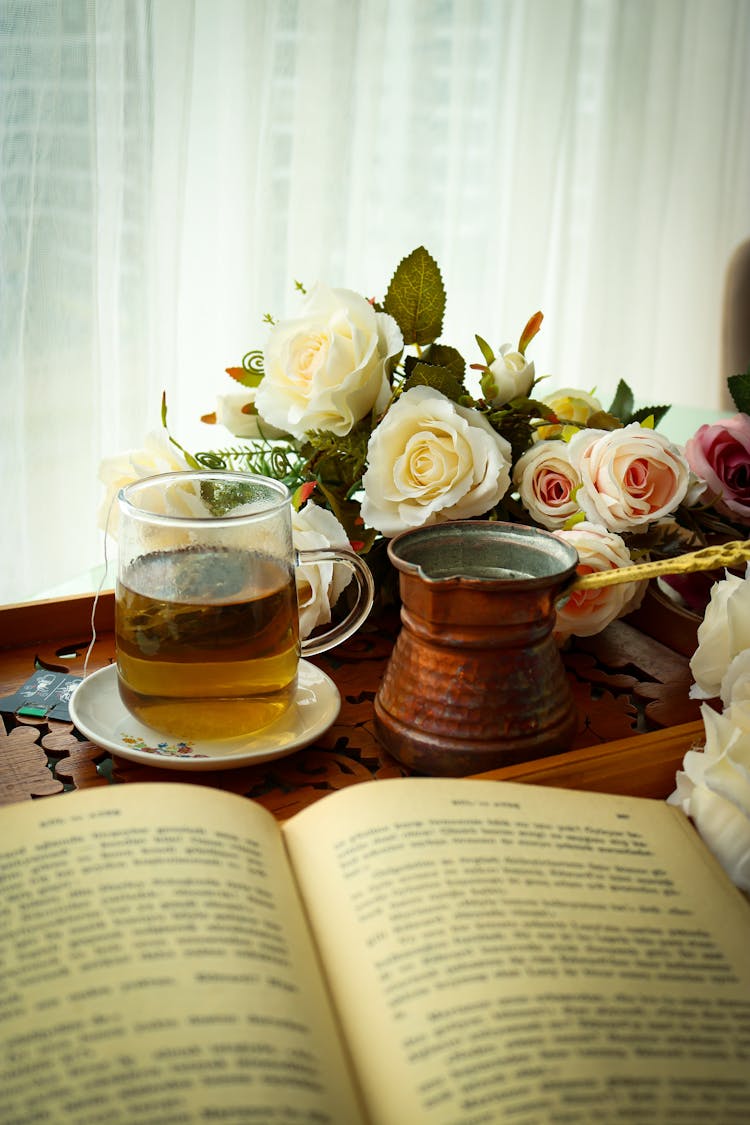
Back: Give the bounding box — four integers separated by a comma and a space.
374, 522, 580, 775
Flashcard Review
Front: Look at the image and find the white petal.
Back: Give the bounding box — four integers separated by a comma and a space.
689, 784, 750, 893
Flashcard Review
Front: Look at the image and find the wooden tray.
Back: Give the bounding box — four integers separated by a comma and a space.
0, 592, 704, 814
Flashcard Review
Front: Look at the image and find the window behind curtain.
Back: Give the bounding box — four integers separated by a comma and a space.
2, 0, 750, 607
1, 0, 153, 603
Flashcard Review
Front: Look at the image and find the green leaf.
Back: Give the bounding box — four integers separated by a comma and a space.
402, 354, 420, 381
728, 369, 750, 414
586, 410, 623, 431
630, 404, 671, 428
422, 343, 466, 381
607, 380, 634, 422
480, 369, 497, 400
300, 421, 372, 499
475, 334, 496, 367
383, 246, 445, 346
402, 362, 465, 403
489, 411, 536, 462
526, 397, 558, 423
604, 379, 669, 429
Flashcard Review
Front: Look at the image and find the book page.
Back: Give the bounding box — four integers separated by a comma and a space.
0, 783, 365, 1125
283, 777, 750, 1125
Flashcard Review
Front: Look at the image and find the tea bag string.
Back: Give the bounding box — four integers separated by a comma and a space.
83, 491, 117, 679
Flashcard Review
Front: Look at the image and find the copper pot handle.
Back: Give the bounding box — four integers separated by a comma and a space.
568, 538, 750, 594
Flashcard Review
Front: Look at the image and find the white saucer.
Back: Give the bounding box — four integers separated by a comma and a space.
69, 661, 340, 771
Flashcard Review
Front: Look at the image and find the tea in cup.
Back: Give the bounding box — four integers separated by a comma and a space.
115, 471, 374, 740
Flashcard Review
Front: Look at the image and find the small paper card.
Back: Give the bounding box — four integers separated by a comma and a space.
0, 671, 83, 722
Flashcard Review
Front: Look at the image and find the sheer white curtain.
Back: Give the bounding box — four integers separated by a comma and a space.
2, 0, 750, 606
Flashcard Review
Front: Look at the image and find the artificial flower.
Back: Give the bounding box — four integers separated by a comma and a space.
98, 431, 192, 537
360, 385, 513, 537
512, 440, 581, 530
690, 566, 750, 699
255, 283, 403, 438
481, 344, 534, 407
684, 413, 750, 522
567, 422, 690, 532
720, 648, 750, 709
668, 704, 750, 893
536, 387, 603, 440
725, 697, 750, 734
215, 390, 287, 439
117, 247, 750, 644
552, 521, 646, 642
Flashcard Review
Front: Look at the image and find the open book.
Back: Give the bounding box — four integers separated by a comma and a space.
1, 777, 749, 1124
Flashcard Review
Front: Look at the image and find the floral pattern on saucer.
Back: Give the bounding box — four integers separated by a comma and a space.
120, 733, 208, 759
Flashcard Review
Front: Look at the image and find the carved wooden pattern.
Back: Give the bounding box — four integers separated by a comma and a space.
0, 715, 64, 801
0, 592, 705, 813
42, 722, 111, 791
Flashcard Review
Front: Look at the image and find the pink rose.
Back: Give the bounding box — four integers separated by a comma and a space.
684, 414, 750, 522
513, 441, 581, 530
567, 423, 690, 532
552, 522, 647, 642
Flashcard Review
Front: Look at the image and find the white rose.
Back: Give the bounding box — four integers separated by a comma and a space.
720, 648, 750, 709
292, 502, 353, 639
552, 521, 647, 642
513, 440, 581, 530
256, 283, 403, 438
98, 431, 191, 538
360, 385, 513, 537
690, 568, 750, 699
567, 422, 690, 532
482, 344, 534, 407
216, 390, 287, 439
668, 703, 750, 892
725, 697, 750, 734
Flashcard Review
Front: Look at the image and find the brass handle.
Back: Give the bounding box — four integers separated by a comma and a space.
570, 538, 750, 593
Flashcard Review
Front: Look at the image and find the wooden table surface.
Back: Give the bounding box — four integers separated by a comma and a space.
0, 588, 706, 816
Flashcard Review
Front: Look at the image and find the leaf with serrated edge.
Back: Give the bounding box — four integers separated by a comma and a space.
587, 410, 623, 431
403, 363, 465, 403
383, 247, 445, 347
607, 379, 634, 421
630, 405, 670, 428
728, 369, 750, 414
423, 343, 466, 381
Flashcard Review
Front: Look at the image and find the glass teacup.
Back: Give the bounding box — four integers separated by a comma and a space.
115, 471, 374, 740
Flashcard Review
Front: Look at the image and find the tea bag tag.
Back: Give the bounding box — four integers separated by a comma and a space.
0, 671, 82, 722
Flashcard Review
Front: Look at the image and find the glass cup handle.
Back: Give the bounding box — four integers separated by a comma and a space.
296, 548, 375, 657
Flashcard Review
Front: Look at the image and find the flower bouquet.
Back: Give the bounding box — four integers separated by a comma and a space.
103, 247, 750, 641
